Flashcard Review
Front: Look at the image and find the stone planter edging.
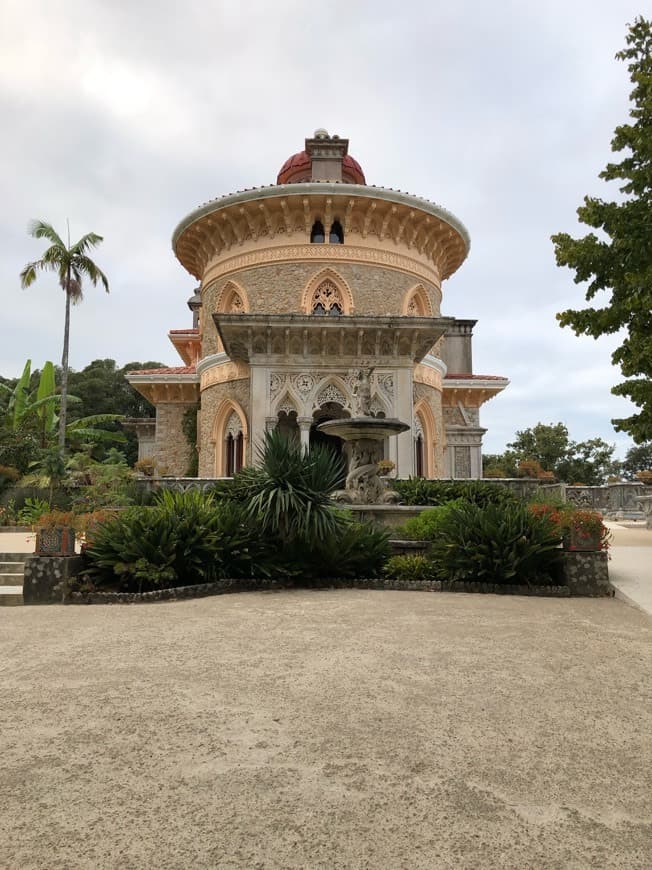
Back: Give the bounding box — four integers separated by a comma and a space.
67, 576, 575, 604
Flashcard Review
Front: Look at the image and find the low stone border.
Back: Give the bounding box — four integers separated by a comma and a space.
67, 576, 574, 604
68, 578, 283, 604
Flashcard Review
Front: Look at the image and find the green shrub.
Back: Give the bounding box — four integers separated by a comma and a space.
84, 490, 272, 592
288, 517, 391, 580
396, 501, 465, 541
429, 501, 563, 586
383, 555, 437, 582
17, 496, 51, 524
391, 479, 518, 508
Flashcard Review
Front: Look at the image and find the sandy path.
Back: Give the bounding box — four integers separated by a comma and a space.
1, 591, 650, 869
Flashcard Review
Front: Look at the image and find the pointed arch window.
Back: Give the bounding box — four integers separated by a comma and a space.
310, 220, 325, 243
228, 291, 244, 313
224, 412, 244, 477
311, 280, 343, 316
329, 220, 344, 244
414, 414, 425, 478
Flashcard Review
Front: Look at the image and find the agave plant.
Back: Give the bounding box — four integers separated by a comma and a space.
246, 429, 346, 546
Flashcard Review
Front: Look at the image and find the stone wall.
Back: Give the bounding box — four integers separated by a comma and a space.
482, 479, 645, 519
23, 556, 83, 604
153, 403, 197, 477
561, 551, 611, 597
198, 379, 251, 477
202, 262, 440, 355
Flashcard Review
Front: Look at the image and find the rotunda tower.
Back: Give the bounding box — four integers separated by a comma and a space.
128, 130, 508, 479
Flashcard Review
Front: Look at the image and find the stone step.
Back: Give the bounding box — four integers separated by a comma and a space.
0, 586, 23, 606
0, 553, 30, 563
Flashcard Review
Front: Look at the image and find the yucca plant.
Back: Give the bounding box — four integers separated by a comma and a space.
246, 430, 346, 546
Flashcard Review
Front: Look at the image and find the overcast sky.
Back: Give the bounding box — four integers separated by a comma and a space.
0, 0, 644, 456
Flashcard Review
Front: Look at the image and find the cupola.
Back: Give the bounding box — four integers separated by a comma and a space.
277, 129, 366, 185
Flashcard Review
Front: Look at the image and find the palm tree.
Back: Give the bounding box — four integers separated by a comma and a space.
20, 220, 109, 452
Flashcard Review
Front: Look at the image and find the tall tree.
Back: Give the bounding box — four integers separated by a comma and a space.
19, 220, 109, 451
552, 17, 652, 443
620, 442, 652, 479
483, 422, 618, 485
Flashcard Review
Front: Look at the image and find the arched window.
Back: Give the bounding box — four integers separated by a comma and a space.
275, 409, 299, 443
228, 291, 244, 313
414, 414, 425, 478
311, 280, 343, 316
310, 220, 325, 243
329, 220, 344, 244
224, 412, 244, 477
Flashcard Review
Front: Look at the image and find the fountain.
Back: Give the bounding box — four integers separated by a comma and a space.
317, 369, 409, 505
636, 495, 652, 530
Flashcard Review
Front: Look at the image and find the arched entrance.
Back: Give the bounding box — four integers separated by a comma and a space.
310, 402, 349, 461
274, 409, 300, 443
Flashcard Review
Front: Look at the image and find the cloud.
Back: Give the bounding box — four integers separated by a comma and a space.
0, 0, 645, 461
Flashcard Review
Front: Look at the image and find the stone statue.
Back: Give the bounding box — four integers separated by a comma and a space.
351, 367, 374, 417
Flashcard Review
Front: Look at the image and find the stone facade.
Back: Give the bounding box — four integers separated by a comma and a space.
198, 378, 251, 477
153, 403, 197, 477
128, 130, 508, 479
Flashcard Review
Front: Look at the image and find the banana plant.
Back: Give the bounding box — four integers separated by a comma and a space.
0, 360, 124, 447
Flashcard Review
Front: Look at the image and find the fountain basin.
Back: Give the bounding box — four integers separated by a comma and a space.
317, 417, 409, 441
317, 417, 409, 505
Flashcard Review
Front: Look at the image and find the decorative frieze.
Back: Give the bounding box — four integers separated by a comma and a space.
200, 360, 249, 391
203, 243, 439, 287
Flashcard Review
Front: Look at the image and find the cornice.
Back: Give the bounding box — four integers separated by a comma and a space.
213, 313, 454, 365
196, 352, 229, 377
420, 354, 448, 378
173, 184, 469, 282
173, 183, 470, 250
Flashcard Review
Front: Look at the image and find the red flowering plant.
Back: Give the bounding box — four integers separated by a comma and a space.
527, 504, 611, 552
563, 509, 611, 552
74, 510, 119, 552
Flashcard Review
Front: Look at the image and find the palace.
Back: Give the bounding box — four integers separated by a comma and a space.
127, 130, 508, 479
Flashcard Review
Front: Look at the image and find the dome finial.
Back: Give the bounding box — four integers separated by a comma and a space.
314, 128, 329, 139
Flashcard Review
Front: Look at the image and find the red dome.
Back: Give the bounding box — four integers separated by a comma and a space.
277, 150, 366, 185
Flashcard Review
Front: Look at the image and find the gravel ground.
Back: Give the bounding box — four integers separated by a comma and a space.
1, 590, 650, 869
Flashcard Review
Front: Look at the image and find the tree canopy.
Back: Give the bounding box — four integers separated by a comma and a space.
620, 442, 652, 479
483, 422, 618, 485
551, 17, 652, 443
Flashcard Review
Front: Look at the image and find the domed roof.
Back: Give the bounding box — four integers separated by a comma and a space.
277, 150, 366, 185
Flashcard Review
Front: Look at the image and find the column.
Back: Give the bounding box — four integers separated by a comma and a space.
395, 366, 414, 478
250, 365, 268, 465
298, 417, 312, 451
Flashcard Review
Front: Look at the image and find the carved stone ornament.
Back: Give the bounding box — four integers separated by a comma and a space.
292, 373, 315, 393
454, 446, 472, 479
376, 373, 395, 400
331, 439, 400, 506
269, 373, 287, 399
316, 383, 347, 407
193, 244, 439, 287
225, 411, 243, 438
350, 368, 374, 416
312, 280, 343, 313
